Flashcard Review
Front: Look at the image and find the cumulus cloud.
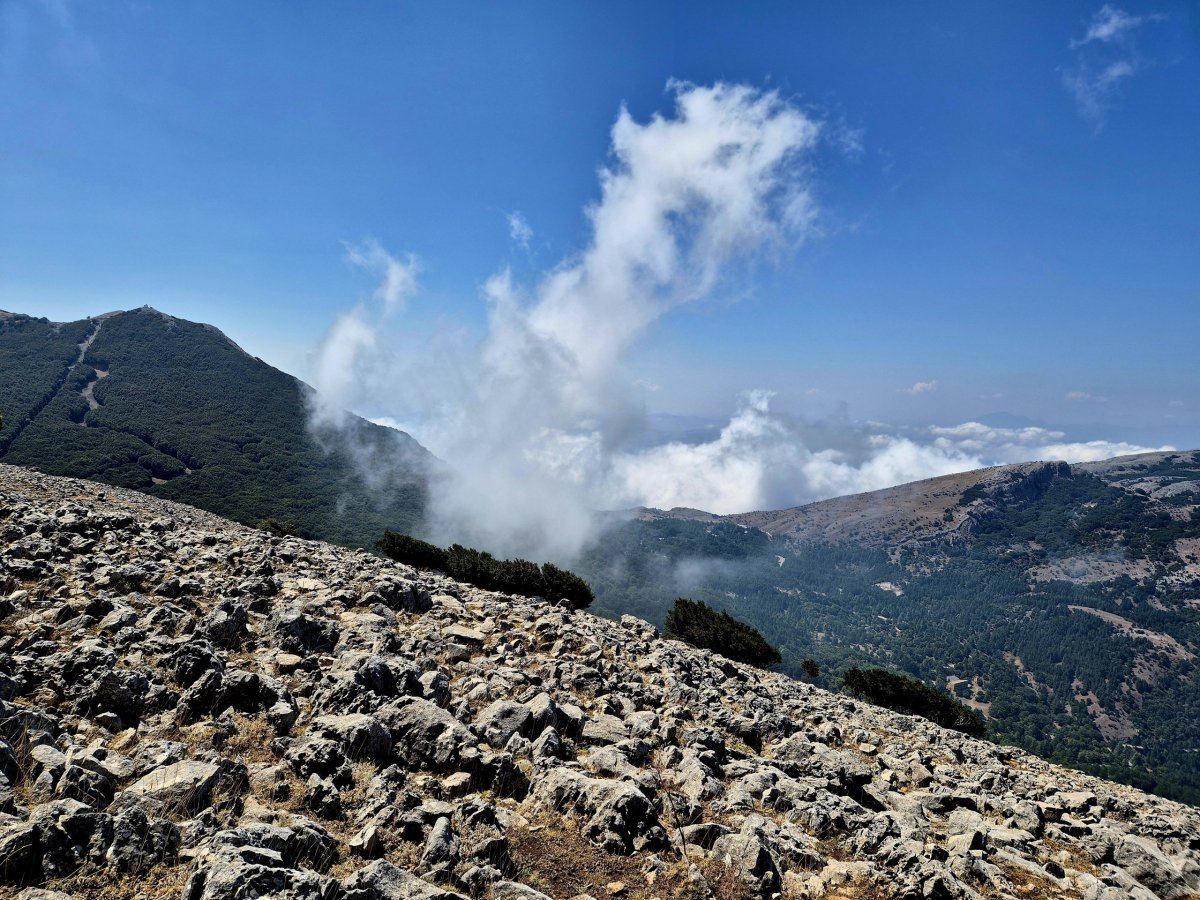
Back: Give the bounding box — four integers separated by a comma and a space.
507, 211, 533, 249
307, 80, 1170, 561
905, 380, 938, 395
928, 421, 1168, 465
606, 406, 1173, 515
1062, 5, 1164, 128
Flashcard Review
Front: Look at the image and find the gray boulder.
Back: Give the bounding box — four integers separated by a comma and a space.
182, 829, 328, 900
341, 859, 469, 900
474, 700, 533, 748
1114, 833, 1197, 899
531, 768, 663, 854
377, 697, 477, 771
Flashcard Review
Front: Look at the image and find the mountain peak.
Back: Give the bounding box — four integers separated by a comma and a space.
0, 306, 432, 547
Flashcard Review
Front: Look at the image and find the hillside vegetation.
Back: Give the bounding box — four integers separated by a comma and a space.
579, 453, 1200, 805
377, 531, 594, 609
663, 596, 782, 666
0, 307, 431, 547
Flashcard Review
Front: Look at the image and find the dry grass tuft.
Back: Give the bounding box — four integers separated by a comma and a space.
507, 820, 773, 900
1042, 837, 1102, 878
507, 821, 658, 900
217, 713, 280, 764
41, 863, 190, 900
992, 861, 1080, 900
823, 878, 896, 900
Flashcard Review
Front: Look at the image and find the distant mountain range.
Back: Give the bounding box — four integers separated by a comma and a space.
0, 306, 431, 547
578, 451, 1200, 804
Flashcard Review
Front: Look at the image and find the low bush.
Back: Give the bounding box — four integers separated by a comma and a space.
842, 667, 987, 737
376, 531, 594, 609
664, 597, 782, 667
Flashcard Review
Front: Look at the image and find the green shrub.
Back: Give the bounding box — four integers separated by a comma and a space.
377, 531, 450, 572
842, 667, 986, 737
257, 517, 303, 538
664, 597, 781, 667
376, 532, 593, 608
539, 562, 594, 610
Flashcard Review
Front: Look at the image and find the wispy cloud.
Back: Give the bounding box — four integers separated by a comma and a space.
308, 240, 420, 429
1062, 4, 1165, 129
1072, 4, 1163, 47
507, 211, 533, 249
1065, 390, 1108, 402
905, 380, 938, 395
343, 238, 419, 312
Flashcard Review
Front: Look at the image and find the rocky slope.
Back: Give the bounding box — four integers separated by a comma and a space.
0, 464, 1197, 900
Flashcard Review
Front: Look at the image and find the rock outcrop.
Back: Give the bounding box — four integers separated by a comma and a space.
0, 463, 1197, 899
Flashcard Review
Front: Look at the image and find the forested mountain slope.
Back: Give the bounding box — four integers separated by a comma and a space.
0, 307, 431, 547
579, 452, 1200, 805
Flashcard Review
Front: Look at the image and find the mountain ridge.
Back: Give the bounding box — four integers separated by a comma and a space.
636, 453, 1193, 549
0, 306, 433, 548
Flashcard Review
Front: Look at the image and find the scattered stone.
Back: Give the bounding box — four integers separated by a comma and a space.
0, 464, 1197, 900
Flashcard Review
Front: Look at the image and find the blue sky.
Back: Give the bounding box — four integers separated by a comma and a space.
2, 0, 1199, 483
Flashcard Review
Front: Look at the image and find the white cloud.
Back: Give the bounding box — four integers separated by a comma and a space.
305, 81, 1173, 558
311, 82, 825, 558
1065, 390, 1107, 402
308, 308, 376, 429
1035, 440, 1172, 463
906, 380, 938, 395
1062, 61, 1136, 125
1062, 5, 1164, 128
930, 422, 1065, 450
506, 211, 533, 249
1072, 5, 1162, 47
308, 240, 420, 428
927, 421, 1168, 465
343, 238, 419, 313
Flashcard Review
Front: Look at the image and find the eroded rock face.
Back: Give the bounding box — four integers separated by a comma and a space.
0, 463, 1198, 899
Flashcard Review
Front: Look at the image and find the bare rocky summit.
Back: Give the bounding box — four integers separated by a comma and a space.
0, 463, 1197, 900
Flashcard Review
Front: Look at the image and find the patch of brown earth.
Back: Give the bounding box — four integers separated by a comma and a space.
1068, 605, 1195, 661
1032, 555, 1154, 584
